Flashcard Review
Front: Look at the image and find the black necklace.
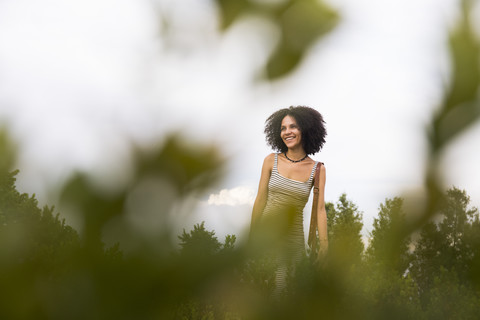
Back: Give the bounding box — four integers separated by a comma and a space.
284, 152, 308, 163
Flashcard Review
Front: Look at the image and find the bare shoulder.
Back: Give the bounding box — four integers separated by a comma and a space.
263, 153, 275, 170
319, 162, 326, 181
265, 153, 276, 161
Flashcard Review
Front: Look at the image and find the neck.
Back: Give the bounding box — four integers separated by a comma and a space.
286, 148, 306, 159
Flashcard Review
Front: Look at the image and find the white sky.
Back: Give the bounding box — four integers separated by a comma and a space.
1, 0, 479, 242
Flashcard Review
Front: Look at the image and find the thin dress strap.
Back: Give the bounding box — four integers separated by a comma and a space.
308, 161, 319, 182
313, 161, 319, 173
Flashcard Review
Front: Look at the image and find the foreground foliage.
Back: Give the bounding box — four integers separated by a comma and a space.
2, 164, 480, 319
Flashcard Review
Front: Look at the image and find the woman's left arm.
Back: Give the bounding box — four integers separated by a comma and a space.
316, 164, 328, 257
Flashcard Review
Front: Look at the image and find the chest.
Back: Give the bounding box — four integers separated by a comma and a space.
276, 159, 315, 183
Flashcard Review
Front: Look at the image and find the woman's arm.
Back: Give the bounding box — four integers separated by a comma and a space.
250, 154, 274, 235
316, 164, 328, 257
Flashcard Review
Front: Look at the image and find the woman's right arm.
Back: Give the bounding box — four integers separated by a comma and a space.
250, 154, 274, 234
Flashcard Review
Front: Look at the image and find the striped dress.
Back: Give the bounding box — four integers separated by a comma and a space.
260, 153, 318, 294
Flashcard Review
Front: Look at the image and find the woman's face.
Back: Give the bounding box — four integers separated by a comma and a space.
280, 115, 302, 150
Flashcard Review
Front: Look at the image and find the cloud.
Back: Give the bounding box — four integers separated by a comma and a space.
207, 186, 255, 206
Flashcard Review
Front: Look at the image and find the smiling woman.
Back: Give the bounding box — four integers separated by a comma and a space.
250, 105, 328, 297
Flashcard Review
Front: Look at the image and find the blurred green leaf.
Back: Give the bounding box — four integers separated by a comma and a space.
58, 134, 224, 249
430, 0, 480, 151
266, 0, 338, 79
215, 0, 250, 30
213, 0, 339, 79
60, 174, 125, 250
134, 135, 225, 195
402, 0, 480, 240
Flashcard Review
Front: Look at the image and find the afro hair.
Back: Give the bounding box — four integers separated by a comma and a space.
264, 106, 326, 155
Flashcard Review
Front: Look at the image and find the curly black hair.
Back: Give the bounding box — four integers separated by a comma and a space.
264, 106, 326, 155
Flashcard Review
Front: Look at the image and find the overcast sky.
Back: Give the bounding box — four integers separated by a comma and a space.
1, 0, 479, 242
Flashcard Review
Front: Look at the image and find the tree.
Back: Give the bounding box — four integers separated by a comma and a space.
366, 197, 411, 275
438, 187, 479, 280
176, 222, 239, 319
361, 198, 419, 319
467, 214, 480, 287
327, 193, 364, 268
0, 170, 80, 275
179, 222, 222, 256
178, 221, 238, 258
409, 221, 441, 297
422, 267, 480, 320
410, 187, 480, 308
